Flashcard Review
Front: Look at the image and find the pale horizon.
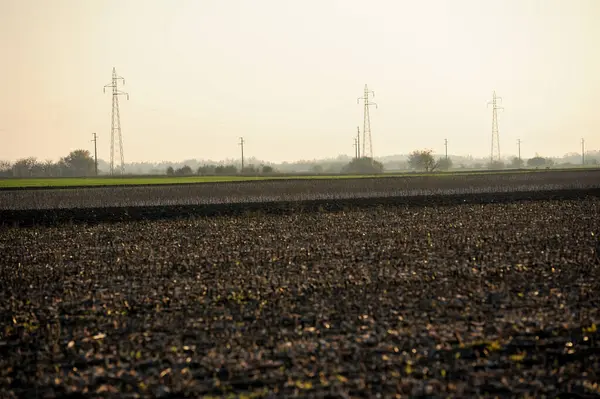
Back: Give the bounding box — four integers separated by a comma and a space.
1, 0, 599, 164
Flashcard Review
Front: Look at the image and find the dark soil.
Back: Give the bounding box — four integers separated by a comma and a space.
2, 187, 600, 228
1, 196, 599, 398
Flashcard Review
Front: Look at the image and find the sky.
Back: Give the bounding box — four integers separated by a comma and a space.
1, 0, 599, 163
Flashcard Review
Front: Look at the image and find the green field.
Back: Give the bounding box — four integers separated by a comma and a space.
0, 176, 275, 188
0, 168, 595, 188
0, 174, 389, 188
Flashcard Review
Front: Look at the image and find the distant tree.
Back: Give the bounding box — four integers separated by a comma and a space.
341, 157, 384, 174
175, 165, 193, 176
586, 158, 599, 166
62, 150, 95, 176
0, 160, 12, 177
510, 157, 524, 169
242, 165, 259, 174
310, 164, 324, 174
30, 162, 44, 177
41, 159, 56, 176
12, 157, 38, 177
57, 159, 70, 176
436, 157, 453, 171
527, 156, 546, 168
197, 164, 216, 176
262, 165, 274, 174
488, 160, 505, 169
408, 150, 438, 172
224, 165, 238, 174
166, 166, 175, 176
215, 165, 238, 175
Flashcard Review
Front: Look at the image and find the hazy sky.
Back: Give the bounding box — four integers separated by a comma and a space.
1, 0, 599, 163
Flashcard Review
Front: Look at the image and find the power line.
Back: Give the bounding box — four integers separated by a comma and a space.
357, 84, 377, 159
487, 91, 503, 163
103, 67, 129, 176
517, 138, 522, 167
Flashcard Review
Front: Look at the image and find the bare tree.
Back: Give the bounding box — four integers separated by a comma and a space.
0, 160, 12, 177
12, 157, 38, 177
408, 150, 439, 172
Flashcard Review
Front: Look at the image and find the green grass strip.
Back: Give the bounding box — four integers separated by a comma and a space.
0, 168, 595, 188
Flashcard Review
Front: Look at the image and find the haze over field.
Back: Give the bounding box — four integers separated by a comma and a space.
1, 0, 599, 164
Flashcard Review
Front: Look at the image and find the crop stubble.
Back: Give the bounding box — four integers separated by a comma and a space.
1, 192, 600, 397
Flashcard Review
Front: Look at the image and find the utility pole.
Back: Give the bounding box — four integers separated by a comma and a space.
91, 133, 98, 176
357, 85, 377, 159
582, 138, 585, 165
517, 139, 521, 167
353, 138, 358, 160
103, 67, 129, 176
487, 91, 504, 163
239, 137, 245, 172
356, 126, 361, 159
444, 139, 448, 161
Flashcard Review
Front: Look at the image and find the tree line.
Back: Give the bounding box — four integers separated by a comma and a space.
405, 149, 598, 172
0, 150, 96, 178
167, 164, 276, 176
168, 157, 387, 176
1, 148, 597, 178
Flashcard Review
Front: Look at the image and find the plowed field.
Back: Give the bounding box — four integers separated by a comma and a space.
1, 186, 599, 397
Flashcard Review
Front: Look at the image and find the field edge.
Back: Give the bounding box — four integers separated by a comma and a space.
2, 187, 599, 227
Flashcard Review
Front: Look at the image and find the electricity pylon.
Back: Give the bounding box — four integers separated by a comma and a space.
487, 91, 503, 163
357, 84, 377, 159
103, 67, 129, 175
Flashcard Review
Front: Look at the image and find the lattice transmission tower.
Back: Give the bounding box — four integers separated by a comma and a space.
487, 91, 503, 163
103, 67, 129, 175
357, 84, 377, 159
